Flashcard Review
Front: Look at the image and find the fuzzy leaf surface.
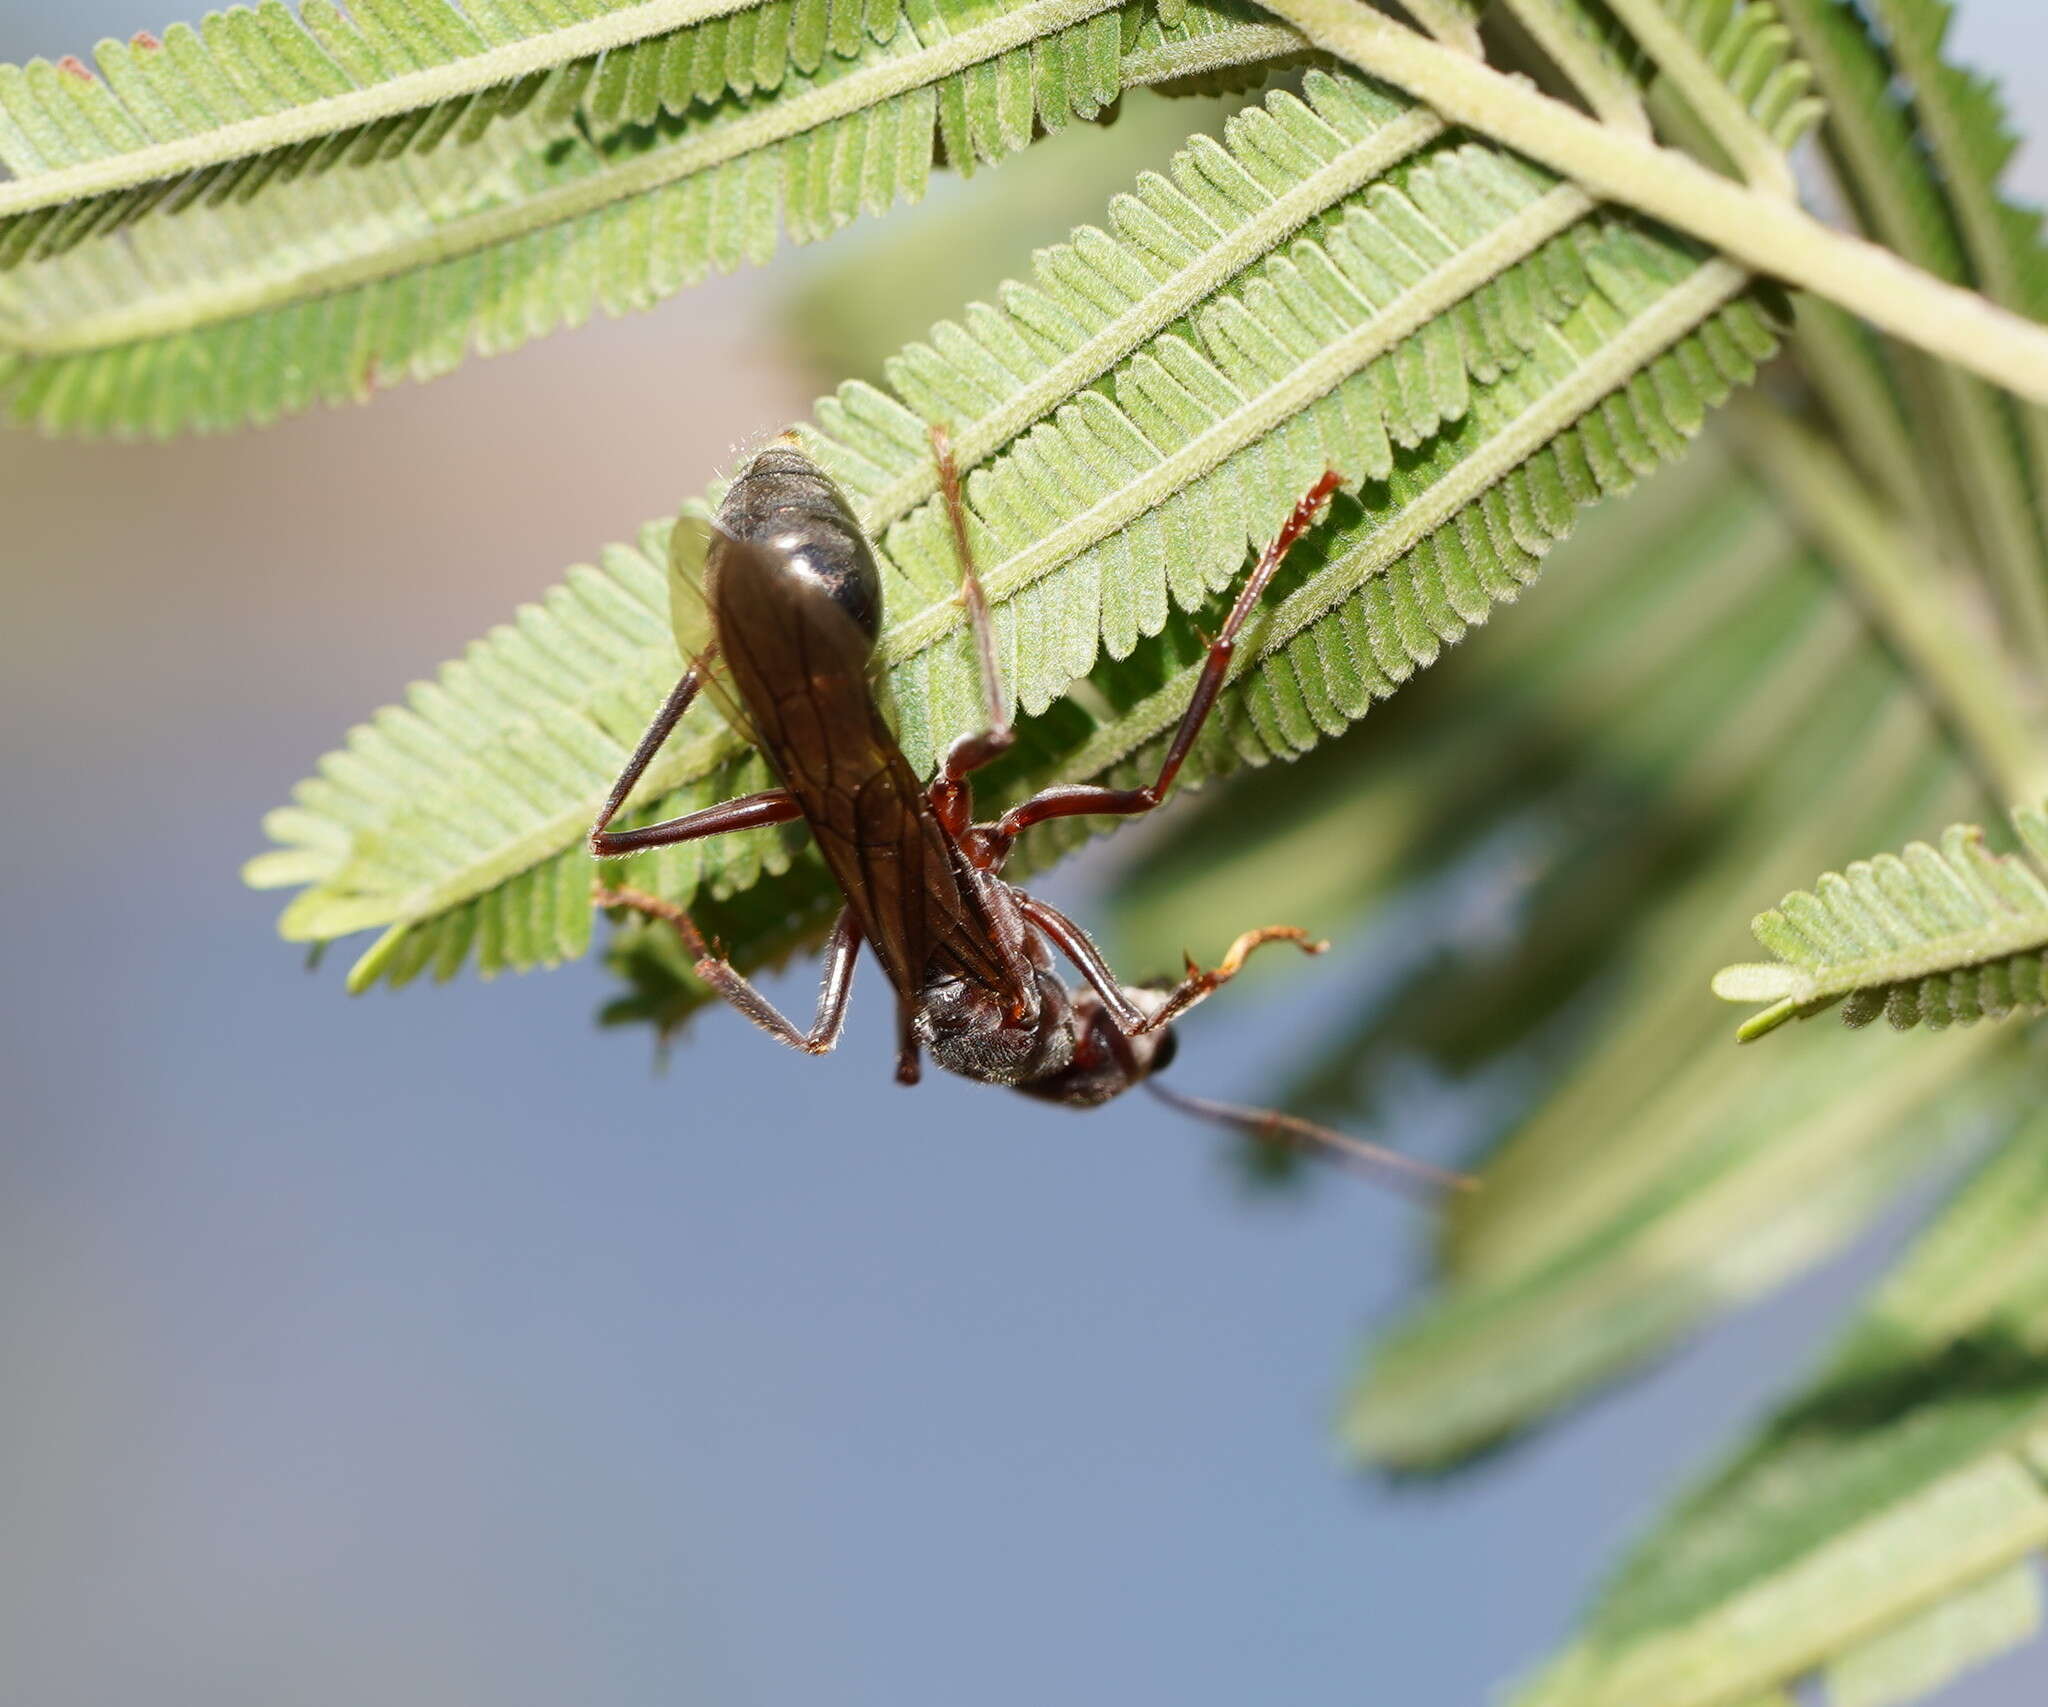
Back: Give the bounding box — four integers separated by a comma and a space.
1714, 803, 2048, 1040
1516, 1107, 2048, 1707
0, 0, 1296, 433
242, 69, 1782, 994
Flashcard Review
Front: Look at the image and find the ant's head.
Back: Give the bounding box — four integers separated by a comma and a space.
1013, 983, 1180, 1110
1023, 984, 1478, 1201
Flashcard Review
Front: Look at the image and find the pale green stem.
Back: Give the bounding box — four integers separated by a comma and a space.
9, 0, 1127, 358
1254, 0, 2048, 405
1119, 21, 1309, 83
856, 106, 1450, 536
1731, 396, 2048, 805
1599, 0, 1794, 194
1054, 260, 1749, 783
0, 0, 761, 216
1392, 0, 1484, 55
1493, 0, 1652, 138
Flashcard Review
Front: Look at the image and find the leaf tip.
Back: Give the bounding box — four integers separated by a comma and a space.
1734, 999, 1802, 1042
345, 924, 409, 995
1712, 963, 1800, 1002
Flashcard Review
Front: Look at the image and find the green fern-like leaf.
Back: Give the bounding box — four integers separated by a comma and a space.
1668, 0, 1825, 143
1865, 0, 2048, 544
1515, 1105, 2048, 1707
1777, 0, 2048, 669
1617, 0, 1824, 192
1713, 803, 2048, 1040
1863, 0, 2048, 322
243, 67, 1782, 993
0, 0, 1297, 434
0, 0, 1265, 245
1316, 451, 2016, 1469
1099, 435, 2003, 1470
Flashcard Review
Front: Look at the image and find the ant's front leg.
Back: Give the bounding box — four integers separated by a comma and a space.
925, 421, 1017, 841
1144, 925, 1327, 1031
976, 471, 1343, 870
1018, 895, 1323, 1036
597, 886, 862, 1055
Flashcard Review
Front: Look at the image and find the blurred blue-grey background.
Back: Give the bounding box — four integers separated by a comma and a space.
3, 4, 2045, 1703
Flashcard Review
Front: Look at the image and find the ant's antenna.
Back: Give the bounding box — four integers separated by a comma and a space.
1145, 1081, 1477, 1200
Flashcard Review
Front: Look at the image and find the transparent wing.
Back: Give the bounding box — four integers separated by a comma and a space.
667, 510, 762, 751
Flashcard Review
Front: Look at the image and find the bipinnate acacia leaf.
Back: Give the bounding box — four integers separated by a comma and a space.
0, 0, 1299, 433
1715, 804, 2048, 1041
1515, 1107, 2048, 1707
241, 69, 1782, 994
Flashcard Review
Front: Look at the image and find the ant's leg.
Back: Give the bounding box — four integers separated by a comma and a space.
592, 788, 802, 859
1021, 895, 1322, 1036
596, 888, 862, 1055
894, 1000, 923, 1086
980, 471, 1341, 865
926, 422, 1017, 838
1144, 925, 1326, 1032
1013, 894, 1149, 1034
588, 658, 783, 857
589, 670, 836, 1046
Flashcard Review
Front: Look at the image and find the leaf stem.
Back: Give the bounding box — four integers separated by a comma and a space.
6, 0, 1127, 359
1054, 259, 1750, 782
856, 106, 1451, 536
1253, 0, 2048, 404
0, 0, 762, 217
1493, 0, 1651, 138
1599, 0, 1793, 194
1730, 396, 2048, 805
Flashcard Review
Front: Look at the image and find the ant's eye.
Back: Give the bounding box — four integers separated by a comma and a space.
1149, 1025, 1179, 1075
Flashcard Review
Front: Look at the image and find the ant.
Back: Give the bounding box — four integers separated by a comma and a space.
589, 428, 1465, 1193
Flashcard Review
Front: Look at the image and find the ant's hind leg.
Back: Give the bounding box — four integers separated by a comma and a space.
596, 888, 861, 1055
591, 787, 802, 859
590, 663, 707, 853
927, 422, 1017, 835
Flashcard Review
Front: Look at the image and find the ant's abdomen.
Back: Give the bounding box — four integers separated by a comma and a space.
714, 444, 883, 644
